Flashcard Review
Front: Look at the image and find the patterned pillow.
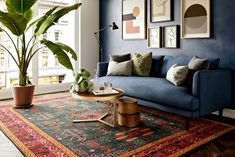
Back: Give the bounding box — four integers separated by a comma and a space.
132, 52, 152, 76
107, 60, 132, 76
166, 64, 189, 86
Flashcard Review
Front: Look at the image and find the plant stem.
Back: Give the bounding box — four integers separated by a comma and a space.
3, 29, 20, 63
0, 43, 19, 68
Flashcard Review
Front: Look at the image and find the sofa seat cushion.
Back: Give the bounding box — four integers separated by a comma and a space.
99, 76, 199, 111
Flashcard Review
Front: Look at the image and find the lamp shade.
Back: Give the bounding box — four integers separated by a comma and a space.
112, 22, 119, 30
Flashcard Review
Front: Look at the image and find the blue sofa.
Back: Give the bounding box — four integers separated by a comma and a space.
98, 55, 232, 129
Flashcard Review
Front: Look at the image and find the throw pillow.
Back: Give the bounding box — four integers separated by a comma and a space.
186, 56, 210, 87
107, 60, 132, 76
110, 53, 131, 62
188, 56, 210, 70
132, 52, 152, 76
166, 64, 189, 86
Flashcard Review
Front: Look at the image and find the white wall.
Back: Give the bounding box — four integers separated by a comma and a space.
78, 0, 99, 74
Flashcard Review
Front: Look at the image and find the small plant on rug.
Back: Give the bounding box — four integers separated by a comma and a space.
70, 68, 93, 93
0, 0, 81, 108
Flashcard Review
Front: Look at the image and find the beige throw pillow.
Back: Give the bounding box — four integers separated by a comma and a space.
166, 64, 189, 86
107, 60, 132, 76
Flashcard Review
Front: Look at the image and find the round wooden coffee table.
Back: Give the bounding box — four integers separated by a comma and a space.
72, 88, 124, 128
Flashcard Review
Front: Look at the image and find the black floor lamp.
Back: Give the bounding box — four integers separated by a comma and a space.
94, 22, 119, 62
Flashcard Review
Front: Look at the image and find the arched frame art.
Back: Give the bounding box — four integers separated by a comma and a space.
181, 0, 211, 38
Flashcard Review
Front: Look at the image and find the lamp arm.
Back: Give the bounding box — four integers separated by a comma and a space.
94, 33, 104, 62
94, 25, 112, 34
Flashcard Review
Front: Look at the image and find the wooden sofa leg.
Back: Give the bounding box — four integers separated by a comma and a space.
185, 118, 190, 131
219, 109, 223, 119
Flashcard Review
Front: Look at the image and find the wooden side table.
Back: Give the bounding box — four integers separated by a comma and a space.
72, 88, 124, 128
118, 98, 140, 127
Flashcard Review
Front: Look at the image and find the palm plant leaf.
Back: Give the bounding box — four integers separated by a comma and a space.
41, 39, 74, 71
6, 0, 37, 14
34, 7, 58, 33
0, 11, 27, 36
36, 3, 81, 36
55, 42, 77, 60
24, 9, 34, 23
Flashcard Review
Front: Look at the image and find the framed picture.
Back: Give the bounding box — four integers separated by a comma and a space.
147, 27, 161, 48
181, 0, 211, 38
122, 0, 146, 40
150, 0, 172, 22
163, 25, 179, 48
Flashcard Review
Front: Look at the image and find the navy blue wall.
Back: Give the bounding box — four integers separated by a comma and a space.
100, 0, 235, 107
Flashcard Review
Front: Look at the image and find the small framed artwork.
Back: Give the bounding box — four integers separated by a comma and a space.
163, 25, 180, 48
122, 0, 146, 40
150, 0, 172, 22
181, 0, 211, 38
147, 27, 161, 48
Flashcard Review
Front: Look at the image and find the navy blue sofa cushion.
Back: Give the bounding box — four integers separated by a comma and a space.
150, 55, 164, 77
99, 76, 199, 111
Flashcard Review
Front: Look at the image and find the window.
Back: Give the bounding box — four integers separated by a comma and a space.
0, 49, 4, 67
43, 32, 47, 39
42, 50, 48, 67
54, 31, 60, 41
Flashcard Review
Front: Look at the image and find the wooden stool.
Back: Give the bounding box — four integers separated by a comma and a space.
118, 98, 140, 127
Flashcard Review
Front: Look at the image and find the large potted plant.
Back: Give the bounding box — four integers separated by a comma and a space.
0, 0, 81, 108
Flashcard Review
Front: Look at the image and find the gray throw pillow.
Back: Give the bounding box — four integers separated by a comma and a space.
107, 60, 132, 76
166, 64, 189, 86
186, 56, 210, 88
188, 56, 210, 70
110, 53, 131, 62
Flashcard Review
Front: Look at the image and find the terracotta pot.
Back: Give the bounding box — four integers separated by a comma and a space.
11, 84, 35, 109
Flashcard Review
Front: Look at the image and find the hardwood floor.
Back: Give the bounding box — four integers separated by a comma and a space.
0, 93, 235, 157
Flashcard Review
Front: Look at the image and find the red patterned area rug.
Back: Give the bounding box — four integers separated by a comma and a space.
0, 95, 234, 157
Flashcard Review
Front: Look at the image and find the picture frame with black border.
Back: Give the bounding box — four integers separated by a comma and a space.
163, 25, 180, 48
147, 27, 162, 48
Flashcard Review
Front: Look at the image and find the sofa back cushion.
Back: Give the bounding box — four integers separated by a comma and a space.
160, 55, 192, 77
150, 55, 164, 77
208, 58, 220, 70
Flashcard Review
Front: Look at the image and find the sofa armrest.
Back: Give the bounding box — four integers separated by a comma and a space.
97, 62, 109, 77
192, 69, 232, 116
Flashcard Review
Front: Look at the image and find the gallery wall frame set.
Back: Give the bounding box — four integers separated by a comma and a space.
181, 0, 211, 38
148, 25, 179, 49
122, 0, 147, 40
150, 0, 173, 22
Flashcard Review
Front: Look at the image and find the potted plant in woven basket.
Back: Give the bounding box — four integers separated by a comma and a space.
0, 0, 81, 108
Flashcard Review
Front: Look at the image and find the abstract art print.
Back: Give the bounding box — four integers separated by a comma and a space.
122, 0, 146, 40
163, 25, 179, 48
150, 0, 172, 22
181, 0, 210, 38
148, 27, 161, 48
